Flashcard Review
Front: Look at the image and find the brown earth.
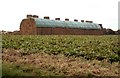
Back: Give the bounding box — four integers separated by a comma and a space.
2, 49, 119, 76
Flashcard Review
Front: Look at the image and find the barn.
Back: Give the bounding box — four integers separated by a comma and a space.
20, 15, 105, 35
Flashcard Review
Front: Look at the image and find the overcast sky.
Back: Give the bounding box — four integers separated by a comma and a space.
0, 0, 119, 31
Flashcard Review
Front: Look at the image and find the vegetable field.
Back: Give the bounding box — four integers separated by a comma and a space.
2, 35, 120, 76
2, 35, 119, 62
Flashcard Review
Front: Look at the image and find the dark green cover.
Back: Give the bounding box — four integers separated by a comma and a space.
34, 18, 101, 29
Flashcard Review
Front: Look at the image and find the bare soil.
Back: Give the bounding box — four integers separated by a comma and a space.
2, 49, 119, 76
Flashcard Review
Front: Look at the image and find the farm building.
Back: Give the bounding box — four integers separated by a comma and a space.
20, 15, 105, 35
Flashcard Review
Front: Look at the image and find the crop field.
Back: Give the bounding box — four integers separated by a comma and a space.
2, 35, 120, 76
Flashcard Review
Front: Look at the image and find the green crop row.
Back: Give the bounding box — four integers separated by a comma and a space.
2, 35, 120, 62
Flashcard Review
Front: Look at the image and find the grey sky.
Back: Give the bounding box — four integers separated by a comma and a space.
0, 0, 119, 31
